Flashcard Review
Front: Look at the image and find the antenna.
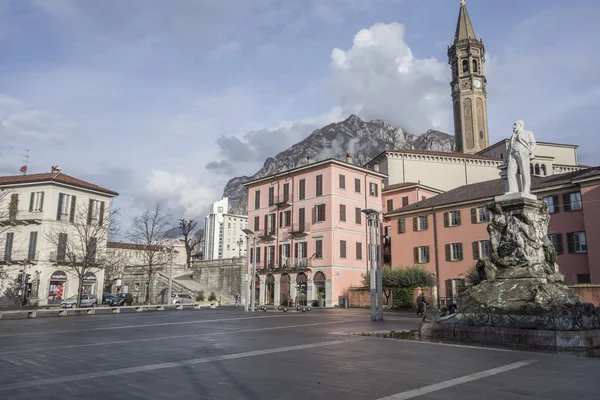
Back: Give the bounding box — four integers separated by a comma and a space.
19, 149, 29, 175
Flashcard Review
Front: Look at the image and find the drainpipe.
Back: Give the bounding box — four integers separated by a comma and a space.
432, 210, 441, 307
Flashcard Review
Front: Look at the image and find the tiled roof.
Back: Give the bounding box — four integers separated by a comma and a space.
0, 172, 119, 196
387, 167, 600, 215
382, 182, 419, 192
374, 148, 499, 162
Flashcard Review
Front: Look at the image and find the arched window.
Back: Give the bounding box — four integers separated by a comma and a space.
462, 59, 469, 74
472, 59, 479, 73
535, 164, 541, 175
541, 165, 547, 176
314, 272, 326, 307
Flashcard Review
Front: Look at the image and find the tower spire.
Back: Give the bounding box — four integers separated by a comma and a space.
454, 0, 477, 43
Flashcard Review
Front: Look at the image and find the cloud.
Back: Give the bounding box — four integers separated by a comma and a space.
329, 22, 450, 134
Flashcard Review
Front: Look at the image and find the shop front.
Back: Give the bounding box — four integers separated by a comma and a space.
47, 270, 67, 305
82, 272, 97, 295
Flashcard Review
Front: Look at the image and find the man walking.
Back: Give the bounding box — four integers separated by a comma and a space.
416, 293, 427, 317
234, 293, 239, 306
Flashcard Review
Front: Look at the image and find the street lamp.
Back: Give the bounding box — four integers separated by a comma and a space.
242, 228, 257, 312
362, 208, 384, 321
167, 240, 176, 303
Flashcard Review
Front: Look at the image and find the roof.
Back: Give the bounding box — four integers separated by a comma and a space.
382, 182, 445, 194
0, 172, 119, 196
244, 157, 387, 187
367, 148, 498, 166
386, 167, 600, 216
477, 139, 579, 154
454, 0, 477, 43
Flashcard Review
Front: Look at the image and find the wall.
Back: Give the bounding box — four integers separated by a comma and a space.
569, 285, 600, 306
581, 184, 600, 283
191, 258, 243, 305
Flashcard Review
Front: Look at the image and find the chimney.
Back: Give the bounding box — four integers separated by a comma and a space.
345, 153, 353, 164
306, 155, 313, 164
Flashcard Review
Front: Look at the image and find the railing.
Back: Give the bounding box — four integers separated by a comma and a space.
49, 251, 67, 263
278, 257, 309, 269
290, 222, 311, 234
0, 210, 43, 225
261, 228, 276, 238
273, 195, 291, 206
0, 251, 40, 263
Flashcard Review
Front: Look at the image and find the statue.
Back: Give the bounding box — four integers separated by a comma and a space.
506, 120, 537, 195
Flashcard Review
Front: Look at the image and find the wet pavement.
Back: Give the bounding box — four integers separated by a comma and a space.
0, 308, 598, 399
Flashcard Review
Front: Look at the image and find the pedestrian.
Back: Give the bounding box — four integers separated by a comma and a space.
234, 293, 239, 306
416, 293, 426, 317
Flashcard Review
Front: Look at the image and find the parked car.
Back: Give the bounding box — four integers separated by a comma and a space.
61, 294, 98, 308
110, 293, 134, 306
102, 292, 116, 305
171, 293, 194, 305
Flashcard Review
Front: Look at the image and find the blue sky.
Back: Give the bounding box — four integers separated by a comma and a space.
1, 0, 599, 229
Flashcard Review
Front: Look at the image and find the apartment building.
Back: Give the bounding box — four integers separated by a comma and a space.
0, 167, 118, 306
385, 167, 600, 304
244, 155, 385, 307
203, 197, 248, 260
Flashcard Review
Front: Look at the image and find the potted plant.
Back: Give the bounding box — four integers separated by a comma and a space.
318, 292, 325, 307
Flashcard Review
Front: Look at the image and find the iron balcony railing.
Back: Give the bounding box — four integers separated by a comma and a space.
0, 251, 40, 263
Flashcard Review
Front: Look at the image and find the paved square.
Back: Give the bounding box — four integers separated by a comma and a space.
0, 308, 598, 399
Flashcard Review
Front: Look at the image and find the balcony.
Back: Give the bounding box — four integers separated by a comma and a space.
259, 228, 277, 241
279, 257, 311, 271
289, 222, 311, 236
0, 251, 40, 265
0, 210, 43, 226
273, 195, 291, 208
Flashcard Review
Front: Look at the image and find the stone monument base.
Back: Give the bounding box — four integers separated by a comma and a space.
419, 322, 600, 351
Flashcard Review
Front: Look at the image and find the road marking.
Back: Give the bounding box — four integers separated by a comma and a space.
0, 338, 362, 392
376, 359, 538, 400
0, 319, 363, 355
0, 313, 312, 337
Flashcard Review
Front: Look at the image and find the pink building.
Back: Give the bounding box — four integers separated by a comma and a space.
244, 156, 385, 307
385, 167, 600, 305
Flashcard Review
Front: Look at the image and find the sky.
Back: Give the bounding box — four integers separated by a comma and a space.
0, 0, 599, 233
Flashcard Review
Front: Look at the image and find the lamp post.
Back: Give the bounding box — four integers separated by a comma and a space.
362, 208, 384, 322
242, 229, 257, 312
167, 240, 175, 303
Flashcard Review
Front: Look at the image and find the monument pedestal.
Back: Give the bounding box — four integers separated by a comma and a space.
423, 196, 600, 351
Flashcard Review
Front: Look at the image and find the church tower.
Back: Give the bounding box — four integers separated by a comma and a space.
448, 0, 489, 154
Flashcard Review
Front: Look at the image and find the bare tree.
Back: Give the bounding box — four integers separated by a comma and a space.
45, 200, 120, 308
129, 205, 172, 304
178, 219, 202, 268
102, 248, 125, 293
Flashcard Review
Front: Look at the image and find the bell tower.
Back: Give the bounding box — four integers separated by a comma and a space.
448, 0, 489, 154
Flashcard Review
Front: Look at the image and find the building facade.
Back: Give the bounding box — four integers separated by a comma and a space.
244, 157, 385, 307
203, 197, 248, 260
385, 168, 600, 304
0, 167, 118, 306
448, 0, 489, 154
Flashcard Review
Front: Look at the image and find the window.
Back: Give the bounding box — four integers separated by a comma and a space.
29, 192, 44, 212
567, 232, 587, 254
298, 208, 306, 230
472, 240, 491, 259
254, 190, 261, 209
386, 199, 393, 212
339, 204, 346, 222
355, 207, 362, 225
413, 216, 428, 231
444, 210, 461, 227
543, 196, 559, 214
28, 231, 38, 261
563, 192, 582, 211
445, 243, 463, 261
253, 216, 260, 232
299, 179, 306, 200
266, 213, 276, 234
397, 217, 406, 234
470, 206, 487, 223
402, 197, 409, 207
57, 233, 68, 262
548, 233, 563, 255
356, 242, 363, 260
315, 239, 323, 258
369, 182, 378, 196
354, 178, 361, 193
279, 210, 291, 227
57, 193, 76, 222
340, 240, 347, 258
268, 187, 275, 206
3, 232, 14, 262
250, 246, 261, 263
577, 274, 591, 284
316, 175, 323, 197
283, 183, 290, 202
315, 204, 326, 222
413, 246, 430, 264
339, 174, 346, 189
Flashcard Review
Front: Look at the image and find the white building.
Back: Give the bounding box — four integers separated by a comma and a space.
203, 197, 248, 260
0, 166, 118, 306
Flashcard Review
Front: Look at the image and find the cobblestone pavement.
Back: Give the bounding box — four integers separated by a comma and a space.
0, 308, 597, 399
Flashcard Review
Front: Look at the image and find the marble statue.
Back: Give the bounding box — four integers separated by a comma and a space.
506, 120, 537, 195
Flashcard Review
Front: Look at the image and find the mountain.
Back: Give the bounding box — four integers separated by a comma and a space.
223, 114, 454, 215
